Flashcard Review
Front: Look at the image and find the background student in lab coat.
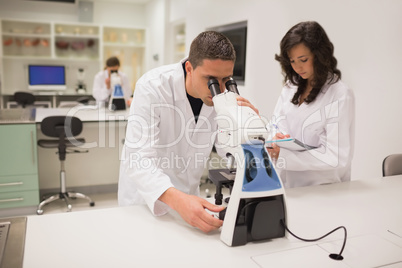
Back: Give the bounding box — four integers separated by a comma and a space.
268, 21, 355, 188
92, 56, 132, 106
118, 31, 259, 233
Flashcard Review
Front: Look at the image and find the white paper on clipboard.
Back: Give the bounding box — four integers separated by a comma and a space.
266, 138, 317, 151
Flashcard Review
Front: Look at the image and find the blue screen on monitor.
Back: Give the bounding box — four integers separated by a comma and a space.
28, 65, 66, 86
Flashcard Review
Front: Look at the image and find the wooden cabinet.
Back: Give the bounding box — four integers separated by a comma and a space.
0, 124, 39, 209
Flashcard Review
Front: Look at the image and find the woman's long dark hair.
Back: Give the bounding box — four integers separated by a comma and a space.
275, 21, 341, 105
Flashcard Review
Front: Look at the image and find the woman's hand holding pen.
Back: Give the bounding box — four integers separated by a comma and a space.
275, 133, 291, 140
267, 132, 290, 161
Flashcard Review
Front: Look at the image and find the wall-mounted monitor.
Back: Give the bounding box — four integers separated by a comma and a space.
209, 21, 247, 85
28, 65, 67, 90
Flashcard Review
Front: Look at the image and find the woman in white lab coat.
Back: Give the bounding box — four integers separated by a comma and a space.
268, 21, 355, 188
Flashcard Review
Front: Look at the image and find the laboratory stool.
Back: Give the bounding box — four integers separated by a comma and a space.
36, 116, 95, 215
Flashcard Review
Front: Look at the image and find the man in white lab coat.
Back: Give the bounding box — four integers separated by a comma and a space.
92, 56, 132, 105
118, 31, 259, 233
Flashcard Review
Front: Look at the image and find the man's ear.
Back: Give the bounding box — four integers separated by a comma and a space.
185, 61, 193, 75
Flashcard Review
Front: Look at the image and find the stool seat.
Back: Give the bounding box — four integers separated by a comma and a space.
38, 138, 85, 148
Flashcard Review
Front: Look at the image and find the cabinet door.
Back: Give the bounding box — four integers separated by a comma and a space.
0, 190, 39, 209
0, 124, 38, 176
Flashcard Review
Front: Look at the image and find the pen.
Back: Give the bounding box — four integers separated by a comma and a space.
272, 123, 283, 135
266, 124, 284, 149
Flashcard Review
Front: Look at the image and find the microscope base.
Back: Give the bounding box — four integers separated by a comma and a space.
109, 98, 126, 111
231, 195, 285, 246
209, 168, 286, 246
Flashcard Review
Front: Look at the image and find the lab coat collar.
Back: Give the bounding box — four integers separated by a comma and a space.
321, 83, 330, 94
172, 58, 188, 102
321, 74, 340, 94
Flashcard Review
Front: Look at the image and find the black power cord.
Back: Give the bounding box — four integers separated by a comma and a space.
280, 220, 347, 261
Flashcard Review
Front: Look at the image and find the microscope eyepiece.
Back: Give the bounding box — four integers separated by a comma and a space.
208, 78, 221, 97
225, 78, 240, 95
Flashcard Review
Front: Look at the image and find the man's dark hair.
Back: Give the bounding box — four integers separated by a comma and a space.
188, 31, 236, 69
106, 56, 120, 67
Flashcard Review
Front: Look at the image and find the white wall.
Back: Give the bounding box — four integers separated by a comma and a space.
184, 0, 402, 180
0, 0, 146, 25
92, 1, 146, 26
145, 0, 167, 70
168, 0, 186, 23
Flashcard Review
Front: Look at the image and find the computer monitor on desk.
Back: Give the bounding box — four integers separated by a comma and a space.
28, 65, 67, 91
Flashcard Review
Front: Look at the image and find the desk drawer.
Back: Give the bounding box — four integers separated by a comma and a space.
0, 174, 39, 193
0, 190, 39, 209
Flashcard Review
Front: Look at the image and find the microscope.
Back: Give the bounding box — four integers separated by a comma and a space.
208, 78, 287, 246
76, 68, 86, 94
108, 70, 126, 111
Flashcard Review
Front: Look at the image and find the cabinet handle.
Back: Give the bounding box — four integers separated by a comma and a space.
0, 182, 23, 187
0, 197, 24, 203
31, 130, 36, 165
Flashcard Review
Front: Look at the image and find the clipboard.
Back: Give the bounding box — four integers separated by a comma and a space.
266, 138, 317, 151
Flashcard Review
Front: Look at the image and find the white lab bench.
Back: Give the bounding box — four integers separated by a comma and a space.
22, 175, 402, 268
